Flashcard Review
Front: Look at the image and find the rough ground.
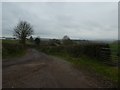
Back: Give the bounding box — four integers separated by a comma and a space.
2, 49, 113, 88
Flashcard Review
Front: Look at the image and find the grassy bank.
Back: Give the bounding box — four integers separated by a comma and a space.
109, 42, 119, 65
2, 40, 26, 59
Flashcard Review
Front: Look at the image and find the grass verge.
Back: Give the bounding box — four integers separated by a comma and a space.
2, 40, 26, 60
2, 49, 26, 60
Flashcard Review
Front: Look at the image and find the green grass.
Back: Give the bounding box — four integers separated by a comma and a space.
2, 48, 26, 60
2, 39, 33, 45
110, 42, 118, 55
2, 39, 34, 59
2, 40, 26, 59
109, 42, 118, 64
2, 39, 19, 44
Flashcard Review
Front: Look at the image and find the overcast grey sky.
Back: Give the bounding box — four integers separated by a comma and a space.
2, 2, 118, 40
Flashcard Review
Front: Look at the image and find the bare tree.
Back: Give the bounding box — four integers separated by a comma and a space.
13, 21, 34, 46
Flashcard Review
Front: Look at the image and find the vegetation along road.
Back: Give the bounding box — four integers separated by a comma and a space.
3, 48, 115, 88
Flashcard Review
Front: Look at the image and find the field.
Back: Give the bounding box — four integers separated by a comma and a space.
2, 39, 118, 87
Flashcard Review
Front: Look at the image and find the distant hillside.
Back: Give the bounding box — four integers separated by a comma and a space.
90, 40, 117, 44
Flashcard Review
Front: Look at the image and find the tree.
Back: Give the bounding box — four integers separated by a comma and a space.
34, 37, 40, 46
62, 35, 73, 45
13, 21, 34, 46
29, 36, 34, 42
63, 35, 70, 40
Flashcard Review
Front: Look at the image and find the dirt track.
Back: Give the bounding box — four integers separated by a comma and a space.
2, 49, 112, 88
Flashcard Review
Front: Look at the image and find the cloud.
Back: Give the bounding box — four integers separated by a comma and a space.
2, 2, 118, 40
